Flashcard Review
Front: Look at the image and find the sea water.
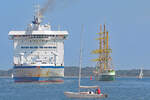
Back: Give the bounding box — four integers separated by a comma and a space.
0, 77, 150, 100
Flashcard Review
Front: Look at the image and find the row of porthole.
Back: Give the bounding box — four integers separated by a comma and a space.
21, 46, 57, 49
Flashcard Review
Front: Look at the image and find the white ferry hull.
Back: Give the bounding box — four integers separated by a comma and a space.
13, 66, 64, 82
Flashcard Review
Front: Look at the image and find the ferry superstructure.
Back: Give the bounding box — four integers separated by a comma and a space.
8, 7, 68, 82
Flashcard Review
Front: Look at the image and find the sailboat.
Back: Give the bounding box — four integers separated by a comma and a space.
11, 74, 13, 78
138, 68, 143, 79
64, 26, 108, 98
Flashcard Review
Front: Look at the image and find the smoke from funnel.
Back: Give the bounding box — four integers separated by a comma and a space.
39, 0, 55, 16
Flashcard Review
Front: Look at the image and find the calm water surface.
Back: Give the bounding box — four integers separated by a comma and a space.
0, 78, 150, 100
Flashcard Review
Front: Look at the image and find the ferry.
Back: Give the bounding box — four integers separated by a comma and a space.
8, 6, 68, 82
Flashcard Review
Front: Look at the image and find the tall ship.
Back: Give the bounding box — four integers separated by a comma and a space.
8, 5, 68, 82
92, 24, 115, 81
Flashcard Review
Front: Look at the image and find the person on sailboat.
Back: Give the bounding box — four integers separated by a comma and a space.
96, 88, 101, 94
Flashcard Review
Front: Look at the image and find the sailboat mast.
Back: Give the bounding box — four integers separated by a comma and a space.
78, 25, 83, 92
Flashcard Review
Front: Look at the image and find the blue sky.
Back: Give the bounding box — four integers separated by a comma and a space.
0, 0, 150, 69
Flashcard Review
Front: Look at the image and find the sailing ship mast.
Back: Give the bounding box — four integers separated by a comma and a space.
92, 24, 112, 72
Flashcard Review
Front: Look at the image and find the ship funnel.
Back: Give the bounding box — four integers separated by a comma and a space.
32, 16, 42, 25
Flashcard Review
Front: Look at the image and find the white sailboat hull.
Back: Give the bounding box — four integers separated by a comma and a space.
64, 92, 107, 98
